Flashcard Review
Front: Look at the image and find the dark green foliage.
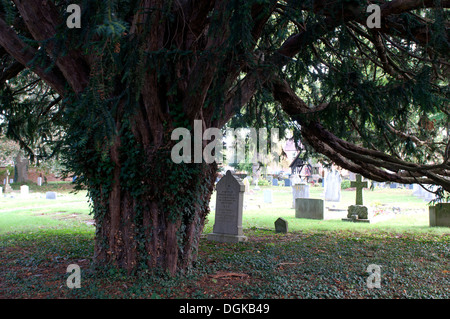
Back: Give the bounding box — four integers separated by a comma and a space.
1, 228, 449, 298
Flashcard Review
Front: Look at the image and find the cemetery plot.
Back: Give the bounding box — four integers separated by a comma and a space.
0, 180, 448, 299
206, 180, 447, 234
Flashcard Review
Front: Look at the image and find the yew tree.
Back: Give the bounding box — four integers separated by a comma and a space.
0, 0, 449, 275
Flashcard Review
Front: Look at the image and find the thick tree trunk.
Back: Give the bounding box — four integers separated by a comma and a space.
14, 153, 28, 183
91, 140, 218, 275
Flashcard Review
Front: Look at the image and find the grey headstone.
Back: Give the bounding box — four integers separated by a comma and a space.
347, 205, 368, 219
272, 179, 278, 186
350, 174, 368, 205
207, 171, 247, 243
37, 177, 43, 186
295, 198, 324, 220
324, 170, 342, 202
284, 179, 291, 187
342, 205, 371, 223
429, 203, 450, 227
263, 189, 273, 203
46, 191, 57, 200
274, 217, 288, 233
292, 183, 309, 208
20, 185, 29, 196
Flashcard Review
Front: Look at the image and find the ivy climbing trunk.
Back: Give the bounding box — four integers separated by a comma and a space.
91, 129, 218, 274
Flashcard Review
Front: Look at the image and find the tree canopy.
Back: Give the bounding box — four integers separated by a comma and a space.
1, 1, 448, 189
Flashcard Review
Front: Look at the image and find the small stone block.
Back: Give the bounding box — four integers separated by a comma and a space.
274, 217, 288, 233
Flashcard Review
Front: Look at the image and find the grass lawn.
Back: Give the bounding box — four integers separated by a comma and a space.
0, 184, 449, 299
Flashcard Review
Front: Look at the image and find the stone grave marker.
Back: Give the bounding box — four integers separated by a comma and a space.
4, 170, 12, 193
295, 198, 324, 220
274, 217, 288, 233
207, 170, 247, 243
343, 174, 371, 223
423, 186, 437, 201
324, 169, 342, 202
291, 183, 309, 208
37, 177, 43, 186
350, 174, 367, 205
344, 205, 370, 223
291, 174, 301, 186
253, 178, 260, 190
413, 184, 438, 201
20, 185, 29, 197
46, 191, 57, 200
272, 179, 279, 186
263, 189, 273, 203
429, 203, 450, 227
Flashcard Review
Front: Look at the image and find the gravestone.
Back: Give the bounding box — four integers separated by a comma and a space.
243, 178, 250, 194
291, 174, 301, 186
4, 171, 12, 193
0, 187, 2, 196
284, 178, 291, 187
37, 177, 43, 187
20, 185, 29, 196
343, 174, 370, 223
253, 178, 260, 190
342, 205, 370, 223
413, 184, 438, 201
389, 183, 398, 189
429, 203, 450, 227
4, 183, 12, 193
350, 174, 368, 205
263, 189, 273, 203
291, 183, 309, 208
413, 184, 424, 197
207, 170, 247, 243
423, 186, 437, 201
295, 198, 324, 220
324, 170, 342, 202
46, 191, 57, 200
272, 179, 279, 186
274, 217, 288, 233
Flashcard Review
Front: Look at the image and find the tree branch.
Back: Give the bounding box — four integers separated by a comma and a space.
12, 0, 89, 94
0, 16, 66, 94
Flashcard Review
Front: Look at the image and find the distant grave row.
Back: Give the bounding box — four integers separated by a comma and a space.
207, 171, 449, 243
